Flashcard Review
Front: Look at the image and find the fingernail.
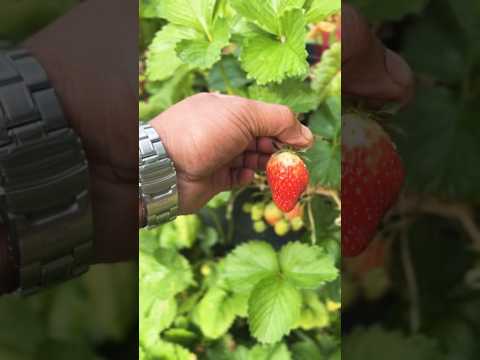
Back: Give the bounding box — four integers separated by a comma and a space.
301, 125, 314, 144
385, 49, 412, 88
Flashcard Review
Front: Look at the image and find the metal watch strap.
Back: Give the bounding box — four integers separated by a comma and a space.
139, 124, 178, 226
0, 49, 93, 295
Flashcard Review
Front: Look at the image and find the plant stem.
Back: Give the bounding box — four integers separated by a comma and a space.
308, 201, 317, 245
400, 219, 421, 333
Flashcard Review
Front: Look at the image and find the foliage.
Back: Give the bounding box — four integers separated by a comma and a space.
0, 264, 137, 360
139, 0, 341, 358
343, 0, 480, 359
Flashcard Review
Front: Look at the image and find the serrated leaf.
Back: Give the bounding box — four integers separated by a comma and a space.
139, 66, 194, 121
240, 9, 309, 84
305, 139, 340, 189
344, 326, 446, 360
279, 242, 338, 289
230, 0, 305, 35
158, 0, 217, 36
207, 56, 250, 92
311, 42, 340, 102
250, 343, 292, 360
248, 276, 302, 344
192, 287, 247, 339
159, 215, 201, 249
249, 79, 319, 113
394, 87, 480, 201
223, 241, 279, 293
176, 17, 231, 69
146, 24, 196, 82
309, 96, 340, 139
139, 297, 177, 348
291, 339, 325, 360
145, 339, 195, 360
305, 0, 340, 23
139, 248, 193, 310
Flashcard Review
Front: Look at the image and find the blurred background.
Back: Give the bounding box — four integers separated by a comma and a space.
0, 2, 138, 359
343, 1, 480, 359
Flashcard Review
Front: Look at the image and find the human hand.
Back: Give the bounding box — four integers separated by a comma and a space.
342, 3, 414, 107
151, 93, 314, 215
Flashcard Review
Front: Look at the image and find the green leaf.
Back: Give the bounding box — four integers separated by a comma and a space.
139, 248, 193, 310
223, 241, 279, 293
311, 42, 341, 102
140, 0, 162, 18
347, 0, 429, 21
305, 138, 340, 189
279, 242, 338, 289
249, 79, 319, 113
230, 0, 305, 35
145, 339, 195, 360
248, 276, 302, 344
176, 17, 231, 69
139, 298, 177, 348
192, 287, 247, 339
249, 343, 292, 360
146, 24, 196, 82
207, 56, 250, 93
394, 87, 480, 201
309, 96, 341, 139
158, 0, 217, 36
344, 326, 446, 360
402, 17, 464, 84
159, 215, 201, 249
291, 339, 326, 360
139, 65, 194, 121
240, 9, 309, 84
305, 0, 340, 23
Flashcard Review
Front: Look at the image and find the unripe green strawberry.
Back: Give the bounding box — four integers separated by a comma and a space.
242, 202, 253, 213
342, 112, 405, 257
253, 220, 267, 233
250, 202, 265, 221
274, 219, 290, 237
285, 203, 304, 220
266, 150, 309, 213
263, 202, 283, 225
290, 216, 304, 231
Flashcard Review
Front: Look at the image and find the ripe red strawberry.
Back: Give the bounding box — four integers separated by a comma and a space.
266, 150, 309, 212
342, 112, 405, 257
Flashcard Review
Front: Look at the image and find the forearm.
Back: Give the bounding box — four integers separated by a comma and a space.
22, 0, 138, 263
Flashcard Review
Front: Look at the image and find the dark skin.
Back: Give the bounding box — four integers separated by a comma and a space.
0, 2, 413, 294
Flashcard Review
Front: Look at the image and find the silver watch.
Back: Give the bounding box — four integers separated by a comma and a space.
139, 124, 178, 226
0, 49, 92, 295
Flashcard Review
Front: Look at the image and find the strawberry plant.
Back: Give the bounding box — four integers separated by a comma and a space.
139, 0, 341, 358
343, 0, 480, 359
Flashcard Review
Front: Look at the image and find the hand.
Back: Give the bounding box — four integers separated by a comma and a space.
342, 4, 414, 107
151, 93, 314, 215
1, 0, 137, 294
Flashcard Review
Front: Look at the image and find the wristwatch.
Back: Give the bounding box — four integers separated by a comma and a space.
0, 49, 93, 295
139, 124, 178, 227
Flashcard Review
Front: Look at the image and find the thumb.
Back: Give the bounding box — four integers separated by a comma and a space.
248, 99, 314, 149
342, 4, 414, 106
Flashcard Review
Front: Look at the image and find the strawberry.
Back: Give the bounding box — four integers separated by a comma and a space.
342, 112, 405, 257
264, 202, 283, 225
266, 150, 309, 213
274, 219, 290, 237
285, 203, 304, 220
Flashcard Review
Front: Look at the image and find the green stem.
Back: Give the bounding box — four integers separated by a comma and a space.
308, 201, 316, 245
